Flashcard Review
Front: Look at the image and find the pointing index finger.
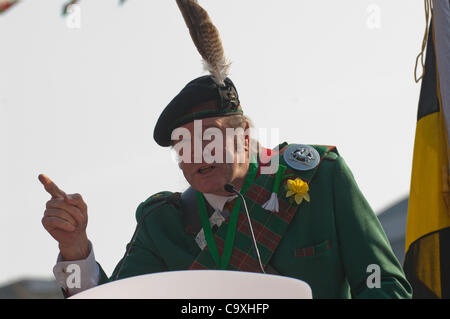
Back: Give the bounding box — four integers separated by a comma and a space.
38, 174, 67, 199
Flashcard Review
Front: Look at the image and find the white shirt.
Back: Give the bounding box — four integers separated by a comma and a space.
203, 192, 237, 212
53, 192, 236, 296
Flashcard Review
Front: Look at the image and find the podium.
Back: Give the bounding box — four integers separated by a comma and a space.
69, 270, 312, 299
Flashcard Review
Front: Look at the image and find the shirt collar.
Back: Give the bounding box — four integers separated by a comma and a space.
203, 192, 237, 212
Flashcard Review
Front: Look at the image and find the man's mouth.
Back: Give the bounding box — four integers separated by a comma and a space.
197, 165, 216, 174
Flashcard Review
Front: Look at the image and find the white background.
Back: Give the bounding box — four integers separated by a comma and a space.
0, 0, 424, 285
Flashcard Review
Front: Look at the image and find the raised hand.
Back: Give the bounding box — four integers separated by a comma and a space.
39, 174, 90, 261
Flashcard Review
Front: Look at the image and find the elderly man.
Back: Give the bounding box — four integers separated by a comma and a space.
39, 0, 411, 299
40, 74, 412, 298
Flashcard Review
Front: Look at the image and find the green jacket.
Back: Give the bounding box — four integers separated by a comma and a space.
97, 143, 412, 299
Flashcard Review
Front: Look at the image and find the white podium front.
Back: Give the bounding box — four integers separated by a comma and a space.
69, 270, 312, 299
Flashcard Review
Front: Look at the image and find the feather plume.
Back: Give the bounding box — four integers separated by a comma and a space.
176, 0, 230, 86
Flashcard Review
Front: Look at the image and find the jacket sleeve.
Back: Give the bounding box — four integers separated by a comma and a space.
98, 201, 168, 284
332, 156, 412, 298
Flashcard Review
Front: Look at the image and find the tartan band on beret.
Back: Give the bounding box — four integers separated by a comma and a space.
154, 76, 243, 147
170, 100, 243, 132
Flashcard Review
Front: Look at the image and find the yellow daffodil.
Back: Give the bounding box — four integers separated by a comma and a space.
285, 178, 310, 205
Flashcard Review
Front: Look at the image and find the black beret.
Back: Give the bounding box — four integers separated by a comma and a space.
153, 76, 242, 147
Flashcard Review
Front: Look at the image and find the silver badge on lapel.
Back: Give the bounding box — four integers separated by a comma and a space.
283, 144, 320, 171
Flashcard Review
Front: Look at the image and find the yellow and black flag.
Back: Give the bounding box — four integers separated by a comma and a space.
404, 3, 450, 299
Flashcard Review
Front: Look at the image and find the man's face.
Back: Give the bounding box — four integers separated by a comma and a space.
172, 116, 250, 196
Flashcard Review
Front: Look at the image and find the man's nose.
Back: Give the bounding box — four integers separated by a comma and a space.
190, 138, 217, 163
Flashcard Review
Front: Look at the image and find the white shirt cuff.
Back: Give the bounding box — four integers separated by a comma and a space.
53, 240, 100, 296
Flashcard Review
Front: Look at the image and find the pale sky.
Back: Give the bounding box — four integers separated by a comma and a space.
0, 0, 424, 285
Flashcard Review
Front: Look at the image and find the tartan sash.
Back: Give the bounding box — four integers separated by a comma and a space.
189, 143, 336, 272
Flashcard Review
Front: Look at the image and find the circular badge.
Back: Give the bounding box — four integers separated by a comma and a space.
283, 144, 320, 171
